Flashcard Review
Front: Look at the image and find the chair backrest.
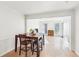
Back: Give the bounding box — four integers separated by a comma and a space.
19, 34, 26, 43
19, 34, 32, 44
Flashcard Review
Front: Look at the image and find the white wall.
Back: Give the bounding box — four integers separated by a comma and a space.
0, 5, 24, 56
26, 19, 39, 33
75, 6, 79, 52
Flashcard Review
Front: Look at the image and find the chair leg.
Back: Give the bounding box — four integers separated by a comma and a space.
25, 45, 27, 57
41, 42, 43, 51
32, 43, 34, 55
31, 43, 33, 55
19, 45, 21, 55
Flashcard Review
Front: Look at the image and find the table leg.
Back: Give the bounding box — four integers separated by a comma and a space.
43, 34, 45, 45
37, 38, 40, 57
15, 35, 17, 52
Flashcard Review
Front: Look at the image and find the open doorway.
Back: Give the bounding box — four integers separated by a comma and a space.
39, 16, 71, 51
26, 16, 71, 51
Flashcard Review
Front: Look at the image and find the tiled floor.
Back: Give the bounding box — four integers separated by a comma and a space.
3, 36, 78, 57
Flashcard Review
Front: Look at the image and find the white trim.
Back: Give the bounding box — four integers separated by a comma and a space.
0, 45, 20, 56
0, 48, 14, 57
75, 51, 79, 56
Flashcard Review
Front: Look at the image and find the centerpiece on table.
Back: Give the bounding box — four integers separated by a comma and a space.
29, 29, 36, 35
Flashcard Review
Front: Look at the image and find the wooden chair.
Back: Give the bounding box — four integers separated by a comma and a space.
19, 34, 32, 56
32, 37, 43, 55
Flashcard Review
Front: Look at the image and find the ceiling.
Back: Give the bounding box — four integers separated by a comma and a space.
0, 1, 79, 15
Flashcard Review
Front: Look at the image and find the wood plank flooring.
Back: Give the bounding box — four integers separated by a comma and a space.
2, 36, 79, 57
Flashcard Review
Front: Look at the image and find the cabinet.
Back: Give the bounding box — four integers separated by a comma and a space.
48, 30, 54, 36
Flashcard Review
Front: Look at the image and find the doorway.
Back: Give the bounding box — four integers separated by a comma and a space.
39, 16, 71, 51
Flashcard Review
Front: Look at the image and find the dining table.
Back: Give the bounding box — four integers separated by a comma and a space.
15, 33, 44, 57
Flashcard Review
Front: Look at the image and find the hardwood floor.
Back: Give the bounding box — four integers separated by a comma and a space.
2, 36, 79, 57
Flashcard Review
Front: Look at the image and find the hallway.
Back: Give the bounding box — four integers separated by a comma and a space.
41, 36, 77, 57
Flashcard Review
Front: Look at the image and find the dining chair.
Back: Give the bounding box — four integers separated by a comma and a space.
19, 34, 32, 56
32, 37, 43, 55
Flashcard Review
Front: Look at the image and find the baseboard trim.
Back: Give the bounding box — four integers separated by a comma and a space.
75, 51, 79, 56
0, 48, 14, 57
72, 50, 79, 56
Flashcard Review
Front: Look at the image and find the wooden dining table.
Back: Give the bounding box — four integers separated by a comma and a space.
15, 33, 44, 57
